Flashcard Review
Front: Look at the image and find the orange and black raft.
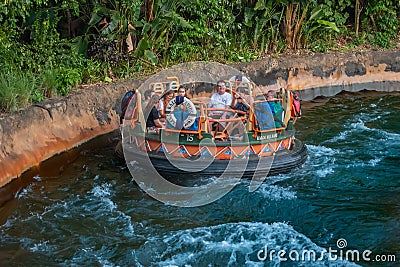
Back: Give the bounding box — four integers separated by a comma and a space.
117, 77, 307, 180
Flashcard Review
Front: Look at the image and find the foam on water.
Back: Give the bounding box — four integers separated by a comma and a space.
316, 167, 334, 178
86, 181, 135, 237
306, 144, 337, 157
257, 185, 297, 201
135, 222, 359, 266
89, 182, 117, 211
305, 145, 337, 179
325, 118, 370, 143
316, 109, 400, 180
16, 180, 37, 200
325, 109, 400, 145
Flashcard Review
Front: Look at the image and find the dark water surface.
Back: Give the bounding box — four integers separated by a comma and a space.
0, 91, 399, 266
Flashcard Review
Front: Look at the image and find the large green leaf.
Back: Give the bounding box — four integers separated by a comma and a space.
89, 6, 115, 26
101, 11, 120, 35
134, 35, 149, 58
317, 19, 340, 32
133, 20, 143, 27
71, 35, 89, 55
89, 12, 103, 26
144, 50, 158, 65
309, 6, 323, 21
165, 11, 192, 29
244, 7, 254, 27
255, 0, 266, 11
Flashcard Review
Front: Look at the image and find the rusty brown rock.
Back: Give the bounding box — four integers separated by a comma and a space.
0, 81, 140, 188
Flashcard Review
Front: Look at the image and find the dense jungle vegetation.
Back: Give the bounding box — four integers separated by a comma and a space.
0, 0, 399, 112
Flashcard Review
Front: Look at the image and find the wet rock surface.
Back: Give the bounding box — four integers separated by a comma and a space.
1, 50, 400, 189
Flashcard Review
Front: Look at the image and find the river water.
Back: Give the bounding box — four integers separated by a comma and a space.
0, 91, 399, 266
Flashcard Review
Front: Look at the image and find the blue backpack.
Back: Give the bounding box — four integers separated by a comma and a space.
254, 102, 275, 130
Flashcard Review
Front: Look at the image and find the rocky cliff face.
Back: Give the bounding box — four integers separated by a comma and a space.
236, 50, 400, 100
0, 82, 138, 188
1, 50, 400, 189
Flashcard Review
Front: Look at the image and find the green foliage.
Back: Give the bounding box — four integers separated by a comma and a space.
54, 67, 82, 96
352, 31, 368, 47
1, 0, 400, 112
315, 0, 351, 27
300, 3, 342, 50
0, 70, 40, 112
87, 0, 156, 64
364, 0, 399, 48
40, 68, 59, 98
244, 0, 282, 52
175, 0, 235, 60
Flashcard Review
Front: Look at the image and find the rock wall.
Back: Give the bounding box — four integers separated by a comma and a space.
0, 81, 138, 188
235, 50, 400, 100
1, 50, 400, 189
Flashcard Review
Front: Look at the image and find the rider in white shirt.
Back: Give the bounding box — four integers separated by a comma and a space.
208, 80, 233, 116
208, 80, 233, 132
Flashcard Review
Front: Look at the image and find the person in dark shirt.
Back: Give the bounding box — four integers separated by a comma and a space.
146, 95, 163, 131
231, 91, 250, 116
227, 90, 251, 138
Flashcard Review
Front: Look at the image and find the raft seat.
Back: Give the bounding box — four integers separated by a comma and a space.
252, 100, 285, 137
206, 108, 247, 141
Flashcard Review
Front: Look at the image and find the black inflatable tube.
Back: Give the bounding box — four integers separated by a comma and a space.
123, 139, 307, 182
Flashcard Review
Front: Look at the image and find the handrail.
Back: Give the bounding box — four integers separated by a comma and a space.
208, 117, 246, 123
203, 107, 248, 139
162, 128, 203, 139
207, 107, 247, 115
256, 126, 285, 133
253, 98, 283, 104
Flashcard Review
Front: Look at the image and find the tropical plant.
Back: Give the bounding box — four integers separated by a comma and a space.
243, 0, 283, 54
0, 70, 42, 112
364, 0, 399, 48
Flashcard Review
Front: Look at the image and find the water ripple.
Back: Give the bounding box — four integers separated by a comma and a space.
135, 222, 359, 266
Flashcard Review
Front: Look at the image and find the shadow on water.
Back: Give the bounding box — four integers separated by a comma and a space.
0, 130, 122, 221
